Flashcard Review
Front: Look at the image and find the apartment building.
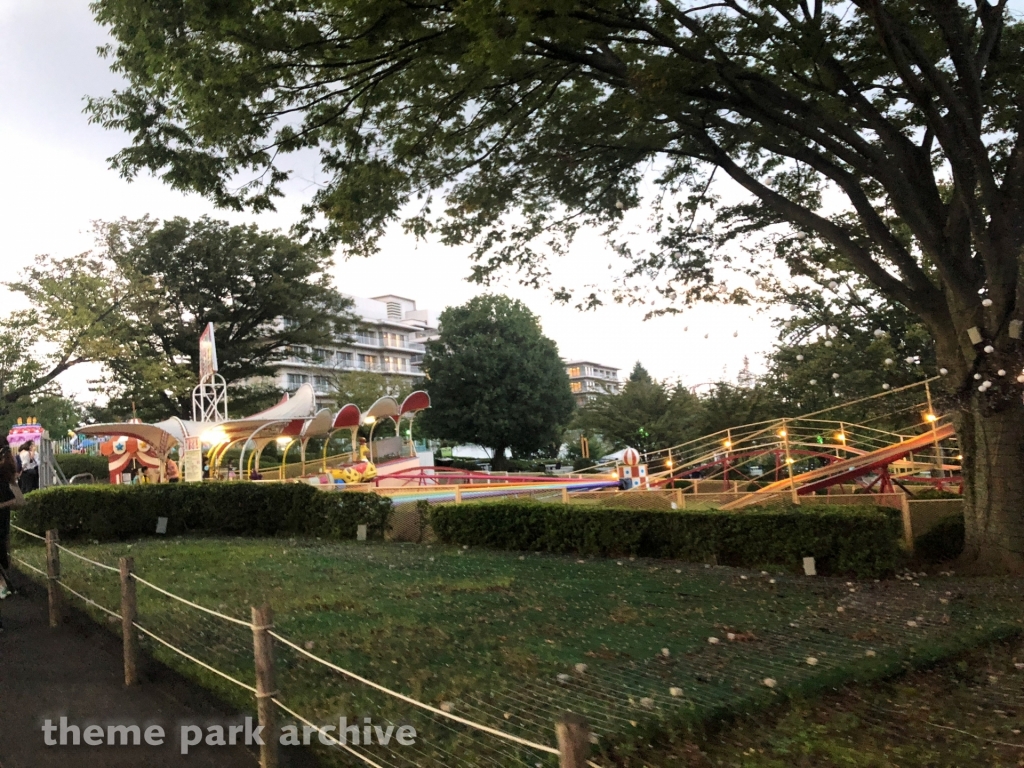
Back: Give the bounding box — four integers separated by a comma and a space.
565, 360, 622, 406
276, 295, 438, 405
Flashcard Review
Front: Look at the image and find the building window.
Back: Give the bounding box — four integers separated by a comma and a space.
336, 351, 353, 365
313, 375, 332, 393
360, 354, 378, 370
286, 373, 308, 389
382, 332, 407, 348
567, 366, 580, 378
356, 331, 378, 346
312, 348, 329, 361
570, 382, 582, 393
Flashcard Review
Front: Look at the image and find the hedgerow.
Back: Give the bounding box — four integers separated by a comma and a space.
430, 501, 903, 577
16, 483, 392, 541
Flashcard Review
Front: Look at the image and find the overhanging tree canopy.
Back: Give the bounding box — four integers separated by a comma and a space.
89, 0, 1024, 570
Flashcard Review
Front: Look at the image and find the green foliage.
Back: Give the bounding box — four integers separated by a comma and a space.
575, 376, 702, 454
3, 395, 86, 438
332, 370, 413, 411
54, 454, 110, 483
915, 516, 966, 564
912, 488, 962, 500
16, 484, 393, 542
431, 502, 903, 578
417, 295, 574, 469
0, 256, 128, 420
90, 217, 357, 420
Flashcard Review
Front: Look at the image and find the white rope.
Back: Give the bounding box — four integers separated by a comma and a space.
269, 630, 560, 756
270, 698, 390, 768
58, 581, 122, 620
131, 575, 252, 628
56, 545, 121, 574
10, 524, 45, 540
10, 555, 46, 577
132, 621, 257, 694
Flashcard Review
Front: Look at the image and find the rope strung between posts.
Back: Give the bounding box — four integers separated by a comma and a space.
58, 580, 122, 620
270, 698, 390, 768
269, 630, 561, 756
131, 574, 252, 628
10, 555, 46, 577
55, 544, 121, 573
10, 524, 45, 540
132, 621, 257, 694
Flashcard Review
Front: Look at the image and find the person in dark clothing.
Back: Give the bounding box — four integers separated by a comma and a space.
17, 440, 39, 493
0, 441, 27, 628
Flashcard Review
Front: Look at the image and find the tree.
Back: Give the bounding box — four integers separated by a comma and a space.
4, 394, 86, 440
87, 217, 352, 421
416, 295, 574, 469
0, 257, 129, 421
759, 280, 938, 428
629, 362, 653, 383
576, 376, 703, 455
332, 370, 413, 411
90, 2, 1024, 570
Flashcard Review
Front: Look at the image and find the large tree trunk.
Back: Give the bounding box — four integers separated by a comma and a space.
953, 397, 1024, 575
489, 443, 509, 471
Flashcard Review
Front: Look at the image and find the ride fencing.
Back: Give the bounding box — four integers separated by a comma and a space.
9, 525, 1023, 767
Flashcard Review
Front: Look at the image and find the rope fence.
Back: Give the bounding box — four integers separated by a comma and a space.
7, 523, 594, 767
8, 522, 1022, 767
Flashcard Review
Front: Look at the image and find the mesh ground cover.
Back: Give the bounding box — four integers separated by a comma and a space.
12, 535, 1023, 766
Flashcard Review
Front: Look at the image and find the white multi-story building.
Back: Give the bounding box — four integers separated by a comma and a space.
565, 360, 622, 406
275, 295, 437, 405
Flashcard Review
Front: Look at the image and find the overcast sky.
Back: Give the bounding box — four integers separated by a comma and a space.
0, 0, 782, 404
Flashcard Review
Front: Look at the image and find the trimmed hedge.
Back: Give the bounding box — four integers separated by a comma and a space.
55, 454, 110, 483
15, 483, 393, 542
430, 501, 903, 577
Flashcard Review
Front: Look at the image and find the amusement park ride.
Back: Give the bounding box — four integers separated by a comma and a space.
33, 322, 960, 507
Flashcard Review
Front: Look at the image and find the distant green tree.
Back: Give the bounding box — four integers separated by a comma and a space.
15, 217, 358, 421
575, 378, 702, 456
4, 394, 86, 440
629, 362, 653, 383
331, 370, 416, 439
417, 296, 574, 470
758, 279, 937, 429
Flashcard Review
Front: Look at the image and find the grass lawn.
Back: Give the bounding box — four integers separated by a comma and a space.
662, 636, 1024, 768
11, 534, 1024, 767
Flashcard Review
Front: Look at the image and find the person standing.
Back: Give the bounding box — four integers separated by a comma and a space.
17, 441, 38, 493
0, 443, 27, 623
165, 456, 180, 483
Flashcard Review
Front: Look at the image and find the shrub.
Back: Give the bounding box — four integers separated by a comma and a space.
431, 501, 903, 577
55, 454, 110, 483
915, 515, 965, 564
911, 488, 962, 500
15, 483, 393, 542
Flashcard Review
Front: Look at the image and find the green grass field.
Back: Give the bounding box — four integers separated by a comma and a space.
11, 535, 1023, 766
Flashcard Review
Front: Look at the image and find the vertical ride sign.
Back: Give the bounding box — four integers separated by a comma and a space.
183, 436, 203, 483
199, 322, 219, 381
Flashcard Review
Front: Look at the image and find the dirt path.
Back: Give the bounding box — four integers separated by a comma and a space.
0, 577, 312, 768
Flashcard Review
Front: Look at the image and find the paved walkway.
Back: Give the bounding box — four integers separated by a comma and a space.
0, 576, 314, 768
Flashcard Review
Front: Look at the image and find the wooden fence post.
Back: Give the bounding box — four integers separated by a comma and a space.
555, 713, 591, 768
45, 529, 62, 628
454, 485, 462, 504
119, 557, 139, 686
561, 487, 569, 504
900, 494, 915, 551
674, 487, 684, 509
252, 605, 279, 768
